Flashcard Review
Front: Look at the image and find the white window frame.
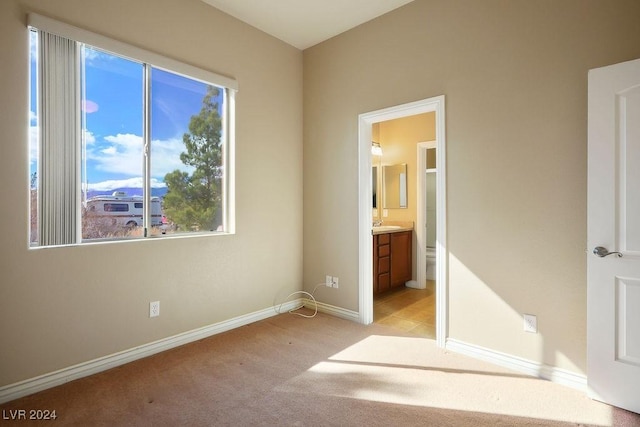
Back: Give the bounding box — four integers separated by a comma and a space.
28, 13, 237, 247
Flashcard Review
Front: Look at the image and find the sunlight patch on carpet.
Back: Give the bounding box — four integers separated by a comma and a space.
276, 335, 613, 426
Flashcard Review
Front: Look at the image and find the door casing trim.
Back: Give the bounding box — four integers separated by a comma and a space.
357, 95, 447, 347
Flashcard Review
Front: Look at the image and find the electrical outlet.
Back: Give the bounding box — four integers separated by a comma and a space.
325, 275, 333, 287
332, 276, 339, 288
523, 314, 537, 333
150, 301, 160, 318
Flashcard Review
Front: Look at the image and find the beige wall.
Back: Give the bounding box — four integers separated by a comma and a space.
4, 0, 640, 393
303, 0, 640, 375
0, 0, 303, 386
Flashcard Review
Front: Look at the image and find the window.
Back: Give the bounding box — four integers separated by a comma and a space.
28, 14, 236, 247
104, 204, 129, 213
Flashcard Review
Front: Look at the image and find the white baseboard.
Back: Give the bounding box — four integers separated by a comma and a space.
0, 307, 586, 404
0, 299, 302, 404
303, 298, 360, 321
446, 338, 587, 392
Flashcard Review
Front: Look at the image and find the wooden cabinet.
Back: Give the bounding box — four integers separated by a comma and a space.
373, 230, 412, 294
373, 233, 391, 294
390, 231, 412, 287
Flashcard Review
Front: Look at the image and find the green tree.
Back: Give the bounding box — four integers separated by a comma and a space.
163, 86, 222, 231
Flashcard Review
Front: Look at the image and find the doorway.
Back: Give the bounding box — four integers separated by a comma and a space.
357, 95, 447, 347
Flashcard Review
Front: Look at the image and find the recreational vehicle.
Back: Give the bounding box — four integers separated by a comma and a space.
85, 191, 163, 228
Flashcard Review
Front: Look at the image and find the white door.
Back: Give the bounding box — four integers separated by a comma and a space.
587, 57, 640, 414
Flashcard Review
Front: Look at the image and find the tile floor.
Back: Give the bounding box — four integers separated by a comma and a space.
373, 280, 436, 338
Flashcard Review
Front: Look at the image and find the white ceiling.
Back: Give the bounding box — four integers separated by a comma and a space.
201, 0, 415, 50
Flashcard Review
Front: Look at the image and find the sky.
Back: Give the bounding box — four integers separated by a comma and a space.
29, 32, 223, 194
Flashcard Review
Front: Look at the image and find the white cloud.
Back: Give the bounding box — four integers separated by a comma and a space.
29, 30, 37, 60
88, 133, 144, 175
85, 177, 166, 191
82, 46, 114, 64
104, 133, 143, 149
88, 133, 193, 178
84, 130, 95, 144
29, 125, 38, 166
149, 137, 195, 177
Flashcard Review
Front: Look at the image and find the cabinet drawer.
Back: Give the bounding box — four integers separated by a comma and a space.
378, 233, 390, 245
378, 256, 390, 274
378, 244, 390, 257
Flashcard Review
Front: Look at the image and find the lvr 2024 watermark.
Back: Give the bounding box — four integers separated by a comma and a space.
2, 409, 58, 421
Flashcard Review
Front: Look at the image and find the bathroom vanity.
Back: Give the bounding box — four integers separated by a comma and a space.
372, 227, 412, 294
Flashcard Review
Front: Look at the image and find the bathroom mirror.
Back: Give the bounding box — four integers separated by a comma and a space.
383, 163, 407, 209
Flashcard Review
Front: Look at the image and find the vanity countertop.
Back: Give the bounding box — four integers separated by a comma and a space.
371, 222, 413, 235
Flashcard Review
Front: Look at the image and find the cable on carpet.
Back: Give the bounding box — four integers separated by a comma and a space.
274, 283, 325, 318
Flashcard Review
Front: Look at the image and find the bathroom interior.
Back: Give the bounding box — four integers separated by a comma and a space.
371, 112, 437, 338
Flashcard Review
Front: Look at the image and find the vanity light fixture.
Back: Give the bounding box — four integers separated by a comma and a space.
371, 141, 383, 156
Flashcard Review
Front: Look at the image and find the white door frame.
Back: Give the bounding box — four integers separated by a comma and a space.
358, 95, 447, 347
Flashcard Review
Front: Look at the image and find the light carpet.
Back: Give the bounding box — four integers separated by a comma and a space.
1, 311, 638, 426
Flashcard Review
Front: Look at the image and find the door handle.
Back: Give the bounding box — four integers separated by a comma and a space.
593, 246, 623, 258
